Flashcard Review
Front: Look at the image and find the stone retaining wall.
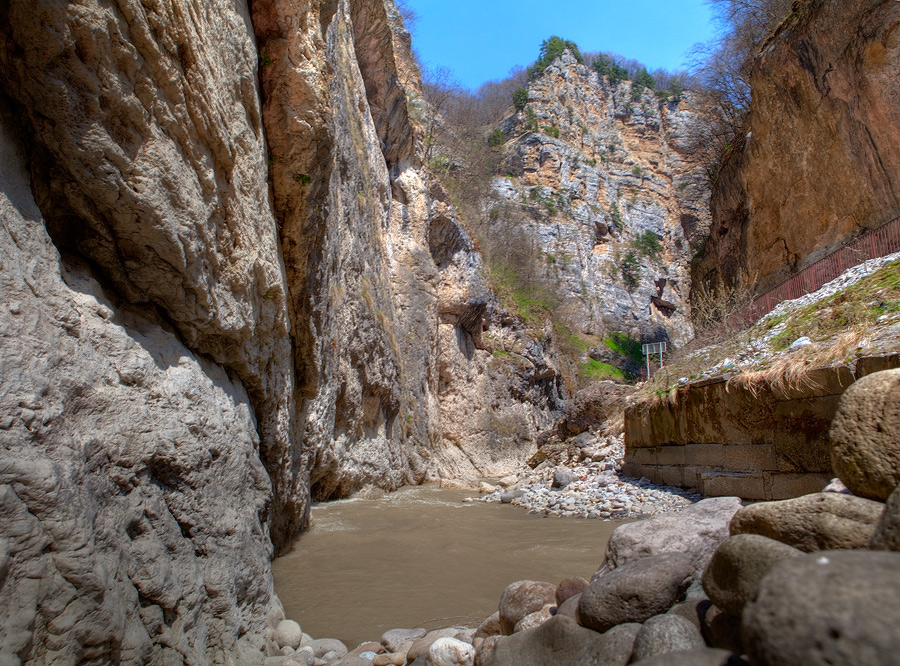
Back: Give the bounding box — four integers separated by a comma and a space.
623, 354, 900, 500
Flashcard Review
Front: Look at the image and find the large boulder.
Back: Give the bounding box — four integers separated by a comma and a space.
274, 620, 304, 650
556, 381, 635, 439
829, 369, 900, 500
630, 614, 705, 662
579, 552, 695, 632
742, 550, 900, 666
729, 492, 883, 551
498, 580, 557, 635
595, 497, 742, 576
870, 483, 900, 551
572, 623, 640, 666
702, 534, 802, 616
630, 648, 747, 666
479, 615, 598, 666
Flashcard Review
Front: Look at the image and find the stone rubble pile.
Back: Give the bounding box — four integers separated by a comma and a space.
260, 368, 900, 666
467, 433, 701, 519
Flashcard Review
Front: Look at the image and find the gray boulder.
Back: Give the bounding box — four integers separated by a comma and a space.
498, 580, 557, 634
579, 552, 695, 632
381, 628, 426, 653
479, 615, 598, 666
742, 550, 900, 666
870, 482, 900, 551
552, 468, 580, 489
556, 577, 589, 605
697, 602, 742, 654
513, 604, 554, 633
631, 614, 705, 662
307, 639, 348, 659
274, 620, 304, 650
729, 492, 883, 551
473, 612, 501, 640
595, 497, 742, 577
829, 368, 900, 501
572, 622, 640, 666
702, 534, 802, 616
630, 648, 748, 666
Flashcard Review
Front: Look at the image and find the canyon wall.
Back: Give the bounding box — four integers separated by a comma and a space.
0, 0, 562, 662
695, 0, 900, 294
489, 52, 711, 348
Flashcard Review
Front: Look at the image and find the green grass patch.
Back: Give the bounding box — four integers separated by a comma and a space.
603, 332, 643, 365
579, 359, 625, 382
554, 322, 590, 352
489, 264, 557, 325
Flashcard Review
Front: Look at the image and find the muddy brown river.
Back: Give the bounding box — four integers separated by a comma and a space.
272, 485, 626, 648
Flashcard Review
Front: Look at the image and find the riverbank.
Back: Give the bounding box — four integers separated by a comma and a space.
466, 433, 701, 519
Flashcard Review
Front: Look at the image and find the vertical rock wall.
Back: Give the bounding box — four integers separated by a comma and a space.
695, 0, 900, 293
0, 0, 565, 661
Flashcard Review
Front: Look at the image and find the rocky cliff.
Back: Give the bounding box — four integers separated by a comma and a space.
489, 52, 711, 348
0, 0, 561, 662
695, 0, 900, 293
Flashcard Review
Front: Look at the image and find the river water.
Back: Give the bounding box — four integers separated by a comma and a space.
272, 485, 626, 648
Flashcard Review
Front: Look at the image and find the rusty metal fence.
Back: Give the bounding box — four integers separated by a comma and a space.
743, 216, 900, 322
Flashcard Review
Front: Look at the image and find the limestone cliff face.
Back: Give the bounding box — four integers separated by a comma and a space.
491, 52, 711, 347
0, 0, 562, 661
695, 0, 900, 293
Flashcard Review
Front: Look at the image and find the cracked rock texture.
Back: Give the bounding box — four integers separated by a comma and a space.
695, 0, 900, 293
0, 1, 563, 662
490, 51, 712, 347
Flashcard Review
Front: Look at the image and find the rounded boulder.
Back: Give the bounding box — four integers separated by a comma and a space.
829, 368, 900, 501
579, 552, 695, 632
729, 492, 883, 551
498, 580, 557, 635
702, 534, 802, 616
742, 550, 900, 666
274, 620, 303, 650
870, 482, 900, 551
631, 614, 705, 662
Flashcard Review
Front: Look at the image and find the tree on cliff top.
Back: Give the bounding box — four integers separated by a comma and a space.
528, 36, 584, 78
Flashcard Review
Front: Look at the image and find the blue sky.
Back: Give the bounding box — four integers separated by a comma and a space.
402, 0, 719, 90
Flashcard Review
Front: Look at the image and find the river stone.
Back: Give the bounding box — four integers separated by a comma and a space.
579, 552, 696, 632
499, 490, 525, 504
631, 614, 705, 662
702, 534, 802, 616
557, 577, 589, 605
425, 637, 475, 666
572, 622, 640, 666
666, 597, 706, 634
275, 620, 304, 650
630, 648, 748, 666
556, 593, 581, 621
407, 630, 457, 663
513, 603, 554, 633
347, 642, 383, 657
697, 602, 742, 654
829, 368, 900, 500
382, 628, 426, 652
373, 654, 405, 666
479, 615, 598, 666
308, 639, 348, 659
742, 550, 900, 666
552, 468, 579, 489
264, 657, 310, 666
333, 658, 372, 666
870, 483, 900, 551
474, 612, 502, 639
594, 497, 742, 577
498, 580, 558, 634
729, 492, 883, 551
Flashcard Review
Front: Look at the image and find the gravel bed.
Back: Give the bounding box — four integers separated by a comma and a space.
466, 434, 701, 520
